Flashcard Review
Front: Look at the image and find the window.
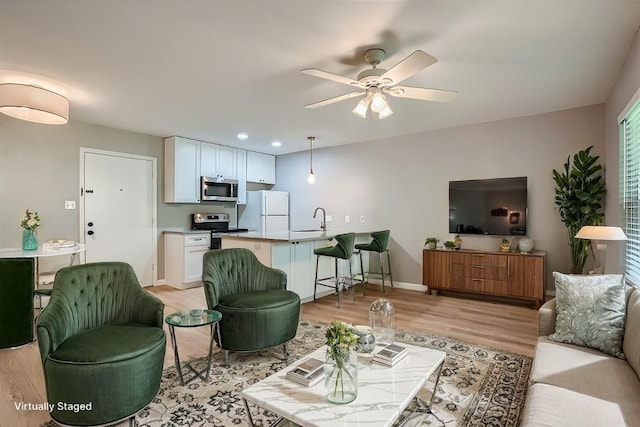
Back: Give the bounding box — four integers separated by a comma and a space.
621, 97, 640, 285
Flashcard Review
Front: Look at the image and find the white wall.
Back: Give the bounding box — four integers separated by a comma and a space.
274, 104, 606, 290
0, 116, 235, 278
605, 28, 640, 274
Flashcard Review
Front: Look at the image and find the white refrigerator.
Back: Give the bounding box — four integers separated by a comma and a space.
240, 190, 289, 233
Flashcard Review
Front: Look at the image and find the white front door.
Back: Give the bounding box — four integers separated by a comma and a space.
80, 148, 157, 286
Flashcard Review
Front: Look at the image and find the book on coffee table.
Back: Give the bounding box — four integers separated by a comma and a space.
285, 357, 325, 387
372, 343, 408, 366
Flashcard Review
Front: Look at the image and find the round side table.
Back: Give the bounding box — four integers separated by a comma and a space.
165, 309, 222, 385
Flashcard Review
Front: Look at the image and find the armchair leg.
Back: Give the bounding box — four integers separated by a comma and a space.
224, 350, 230, 366
283, 342, 289, 364
128, 415, 136, 427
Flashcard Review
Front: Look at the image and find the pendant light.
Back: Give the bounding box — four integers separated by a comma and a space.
307, 136, 316, 184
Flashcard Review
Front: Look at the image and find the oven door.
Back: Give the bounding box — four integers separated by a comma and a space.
201, 177, 238, 202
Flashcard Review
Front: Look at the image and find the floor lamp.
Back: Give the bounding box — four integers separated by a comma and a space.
575, 226, 627, 274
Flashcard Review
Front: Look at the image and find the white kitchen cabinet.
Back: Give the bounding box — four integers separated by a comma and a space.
164, 136, 201, 203
164, 232, 210, 289
246, 151, 276, 184
201, 142, 237, 179
236, 149, 247, 205
272, 240, 334, 303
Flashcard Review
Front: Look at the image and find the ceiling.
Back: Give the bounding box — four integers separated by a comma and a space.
1, 1, 639, 155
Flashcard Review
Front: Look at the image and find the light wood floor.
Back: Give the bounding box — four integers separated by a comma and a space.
0, 285, 539, 427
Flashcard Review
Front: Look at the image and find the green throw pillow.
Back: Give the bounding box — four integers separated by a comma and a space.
549, 272, 626, 358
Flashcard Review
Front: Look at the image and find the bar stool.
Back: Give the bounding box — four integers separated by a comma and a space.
313, 232, 362, 308
355, 230, 393, 293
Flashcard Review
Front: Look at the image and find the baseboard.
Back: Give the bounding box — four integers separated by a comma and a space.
155, 279, 167, 286
366, 279, 427, 292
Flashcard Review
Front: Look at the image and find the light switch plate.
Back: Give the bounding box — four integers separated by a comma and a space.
326, 215, 333, 222
64, 200, 76, 210
345, 215, 351, 223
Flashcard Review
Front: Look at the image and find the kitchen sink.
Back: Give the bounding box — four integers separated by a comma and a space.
290, 229, 326, 232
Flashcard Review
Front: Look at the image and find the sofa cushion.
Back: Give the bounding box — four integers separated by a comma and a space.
530, 337, 640, 400
549, 272, 626, 358
50, 324, 165, 364
624, 288, 640, 377
520, 383, 640, 427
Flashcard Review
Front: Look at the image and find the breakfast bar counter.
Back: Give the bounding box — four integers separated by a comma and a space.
221, 230, 373, 303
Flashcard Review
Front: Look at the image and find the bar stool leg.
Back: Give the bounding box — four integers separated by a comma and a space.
358, 250, 366, 296
348, 261, 355, 301
387, 250, 394, 287
313, 255, 319, 301
335, 258, 340, 308
379, 252, 386, 293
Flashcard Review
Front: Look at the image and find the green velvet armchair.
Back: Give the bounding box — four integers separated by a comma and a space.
0, 258, 35, 349
36, 262, 166, 426
202, 248, 300, 363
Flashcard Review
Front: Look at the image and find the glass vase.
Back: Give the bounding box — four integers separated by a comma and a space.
324, 350, 357, 404
22, 228, 38, 251
369, 298, 395, 346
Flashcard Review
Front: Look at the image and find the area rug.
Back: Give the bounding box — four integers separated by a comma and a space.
131, 320, 531, 427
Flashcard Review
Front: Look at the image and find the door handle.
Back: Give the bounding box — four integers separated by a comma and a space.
87, 230, 95, 236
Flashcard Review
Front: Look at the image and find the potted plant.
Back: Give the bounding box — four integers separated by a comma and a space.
552, 146, 606, 274
443, 240, 456, 250
424, 237, 438, 249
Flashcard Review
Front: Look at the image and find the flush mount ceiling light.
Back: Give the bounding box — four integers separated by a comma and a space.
271, 141, 282, 147
237, 132, 248, 140
307, 136, 315, 184
0, 83, 69, 125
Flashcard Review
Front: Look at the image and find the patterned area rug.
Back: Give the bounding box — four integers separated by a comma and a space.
132, 320, 531, 427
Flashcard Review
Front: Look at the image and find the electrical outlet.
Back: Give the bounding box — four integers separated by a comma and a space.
360, 215, 365, 223
64, 200, 76, 210
345, 215, 351, 223
326, 215, 333, 222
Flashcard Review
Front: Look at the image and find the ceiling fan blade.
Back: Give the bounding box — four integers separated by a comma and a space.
380, 50, 437, 85
304, 92, 363, 109
386, 86, 458, 103
301, 69, 364, 87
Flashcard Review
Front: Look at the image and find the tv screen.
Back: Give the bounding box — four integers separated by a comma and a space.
449, 177, 527, 236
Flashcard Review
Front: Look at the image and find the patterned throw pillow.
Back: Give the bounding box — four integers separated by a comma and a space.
549, 272, 626, 359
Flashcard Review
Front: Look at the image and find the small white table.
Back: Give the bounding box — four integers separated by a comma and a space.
241, 343, 446, 427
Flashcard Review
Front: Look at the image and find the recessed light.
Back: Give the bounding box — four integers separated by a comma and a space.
271, 141, 282, 147
237, 132, 248, 141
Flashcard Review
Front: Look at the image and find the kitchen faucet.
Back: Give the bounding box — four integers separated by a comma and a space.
313, 207, 326, 231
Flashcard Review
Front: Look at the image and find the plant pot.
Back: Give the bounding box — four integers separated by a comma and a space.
325, 350, 357, 404
22, 229, 38, 251
426, 242, 436, 249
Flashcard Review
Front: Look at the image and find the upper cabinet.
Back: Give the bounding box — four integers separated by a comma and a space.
200, 142, 237, 180
246, 151, 275, 184
164, 136, 201, 203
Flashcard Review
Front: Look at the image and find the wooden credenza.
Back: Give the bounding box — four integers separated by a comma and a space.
422, 249, 545, 307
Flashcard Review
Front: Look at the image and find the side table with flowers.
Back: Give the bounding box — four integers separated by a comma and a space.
325, 320, 359, 404
21, 209, 40, 251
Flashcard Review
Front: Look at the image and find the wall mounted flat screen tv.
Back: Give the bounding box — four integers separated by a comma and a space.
449, 177, 527, 236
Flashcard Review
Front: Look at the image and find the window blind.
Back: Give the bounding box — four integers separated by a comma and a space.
621, 100, 640, 285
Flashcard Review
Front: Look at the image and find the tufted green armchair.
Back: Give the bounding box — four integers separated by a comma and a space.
36, 262, 166, 426
203, 248, 300, 363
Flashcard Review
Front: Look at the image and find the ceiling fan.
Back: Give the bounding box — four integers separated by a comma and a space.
301, 48, 457, 119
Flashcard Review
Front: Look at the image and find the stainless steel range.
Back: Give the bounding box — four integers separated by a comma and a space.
191, 213, 248, 250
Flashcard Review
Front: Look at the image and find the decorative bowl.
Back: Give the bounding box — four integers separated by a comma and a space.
190, 309, 204, 317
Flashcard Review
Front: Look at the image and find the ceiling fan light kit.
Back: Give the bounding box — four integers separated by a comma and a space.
302, 48, 457, 120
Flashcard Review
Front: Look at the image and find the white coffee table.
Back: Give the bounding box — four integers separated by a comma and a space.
241, 343, 446, 427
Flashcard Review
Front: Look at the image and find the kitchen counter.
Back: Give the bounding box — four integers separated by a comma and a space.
220, 229, 372, 242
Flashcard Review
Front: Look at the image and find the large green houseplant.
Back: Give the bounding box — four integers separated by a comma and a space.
552, 146, 606, 274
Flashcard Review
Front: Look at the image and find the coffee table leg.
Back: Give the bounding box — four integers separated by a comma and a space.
168, 325, 186, 385
203, 322, 219, 380
397, 359, 446, 427
243, 398, 255, 427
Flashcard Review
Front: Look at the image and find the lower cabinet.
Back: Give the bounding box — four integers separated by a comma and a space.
164, 232, 211, 289
221, 238, 272, 266
423, 249, 545, 307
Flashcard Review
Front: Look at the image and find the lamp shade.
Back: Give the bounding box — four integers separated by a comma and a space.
0, 83, 69, 125
575, 226, 627, 241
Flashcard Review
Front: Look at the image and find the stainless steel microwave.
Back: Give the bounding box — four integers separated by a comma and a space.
201, 176, 238, 202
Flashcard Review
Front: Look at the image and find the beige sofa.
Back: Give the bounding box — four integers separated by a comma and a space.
521, 286, 640, 426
